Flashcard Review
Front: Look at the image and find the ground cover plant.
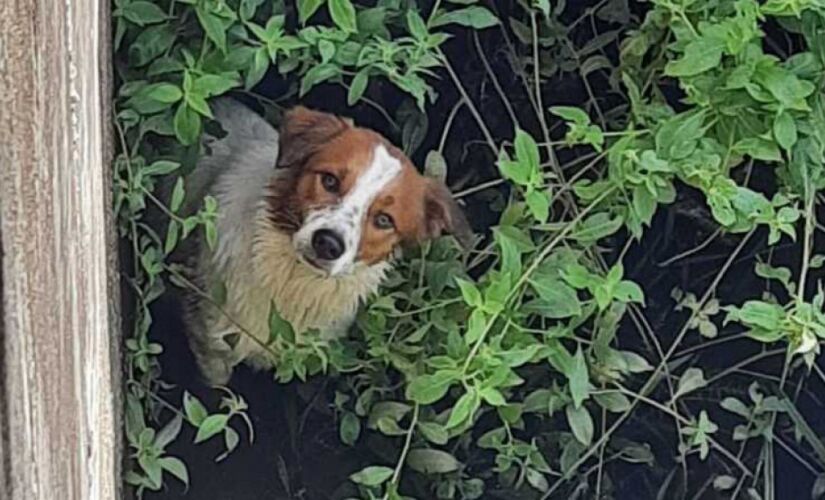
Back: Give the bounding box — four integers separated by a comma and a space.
113, 0, 825, 498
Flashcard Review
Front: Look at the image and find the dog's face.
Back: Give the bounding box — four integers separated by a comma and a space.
267, 107, 471, 277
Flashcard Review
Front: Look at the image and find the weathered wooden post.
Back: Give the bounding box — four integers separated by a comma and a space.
0, 0, 122, 497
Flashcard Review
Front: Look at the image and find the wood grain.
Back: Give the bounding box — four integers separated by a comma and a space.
0, 0, 121, 497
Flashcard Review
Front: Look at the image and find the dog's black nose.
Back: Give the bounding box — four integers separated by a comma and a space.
311, 229, 345, 261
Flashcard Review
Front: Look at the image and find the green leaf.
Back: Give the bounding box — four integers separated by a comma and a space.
174, 104, 201, 146
550, 106, 590, 124
328, 0, 357, 32
514, 128, 540, 180
407, 449, 461, 474
424, 150, 448, 184
734, 300, 786, 331
170, 177, 185, 212
573, 212, 623, 243
594, 391, 631, 413
407, 9, 428, 40
183, 392, 208, 426
195, 414, 230, 443
339, 412, 360, 446
159, 457, 189, 486
217, 427, 239, 462
269, 304, 295, 344
418, 422, 449, 445
347, 68, 369, 106
406, 371, 456, 405
565, 404, 594, 445
465, 309, 486, 344
431, 6, 499, 29
655, 111, 706, 160
733, 137, 782, 163
614, 280, 645, 305
567, 346, 589, 408
665, 37, 724, 77
529, 278, 581, 318
446, 388, 480, 429
350, 465, 394, 487
154, 415, 183, 449
121, 1, 167, 25
774, 112, 798, 151
525, 189, 550, 222
193, 74, 239, 97
480, 387, 506, 406
145, 83, 182, 103
165, 220, 179, 254
298, 0, 326, 24
246, 48, 269, 90
300, 64, 340, 96
143, 160, 180, 176
195, 7, 227, 52
674, 367, 707, 400
456, 278, 482, 307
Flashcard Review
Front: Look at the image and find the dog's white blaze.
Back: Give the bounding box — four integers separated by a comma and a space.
294, 143, 402, 276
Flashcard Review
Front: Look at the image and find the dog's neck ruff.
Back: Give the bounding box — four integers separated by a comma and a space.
249, 200, 390, 335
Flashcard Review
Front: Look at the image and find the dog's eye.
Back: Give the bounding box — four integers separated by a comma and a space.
320, 173, 340, 193
374, 212, 395, 230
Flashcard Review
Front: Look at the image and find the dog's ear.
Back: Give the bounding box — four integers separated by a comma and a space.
277, 106, 350, 168
423, 180, 474, 249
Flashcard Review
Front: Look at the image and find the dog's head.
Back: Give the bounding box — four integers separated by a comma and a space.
267, 106, 472, 277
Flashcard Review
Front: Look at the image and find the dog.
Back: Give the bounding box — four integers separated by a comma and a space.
174, 98, 471, 385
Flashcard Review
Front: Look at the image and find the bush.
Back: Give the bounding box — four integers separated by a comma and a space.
114, 0, 825, 498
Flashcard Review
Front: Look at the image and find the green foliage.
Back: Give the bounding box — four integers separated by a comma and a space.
115, 0, 825, 498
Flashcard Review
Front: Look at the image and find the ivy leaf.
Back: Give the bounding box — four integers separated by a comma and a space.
246, 48, 269, 90
655, 111, 706, 160
424, 150, 448, 184
350, 466, 394, 487
144, 83, 182, 103
183, 392, 208, 426
347, 68, 370, 106
195, 7, 227, 52
567, 346, 589, 408
418, 422, 449, 445
159, 457, 189, 486
298, 0, 326, 24
406, 371, 456, 405
300, 64, 340, 96
170, 177, 185, 212
774, 112, 798, 151
529, 278, 581, 318
674, 368, 707, 400
121, 1, 168, 26
406, 449, 461, 474
446, 388, 480, 429
431, 6, 499, 29
594, 391, 631, 413
565, 404, 594, 445
525, 189, 550, 222
195, 414, 230, 443
665, 36, 724, 77
328, 0, 357, 32
733, 137, 782, 163
407, 9, 428, 40
174, 103, 201, 146
154, 415, 183, 450
339, 412, 360, 446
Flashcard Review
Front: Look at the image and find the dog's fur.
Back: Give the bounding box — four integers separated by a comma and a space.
175, 98, 470, 385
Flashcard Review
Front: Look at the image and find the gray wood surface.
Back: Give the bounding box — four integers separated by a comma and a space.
0, 0, 122, 497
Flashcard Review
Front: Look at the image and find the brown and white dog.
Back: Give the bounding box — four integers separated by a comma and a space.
177, 98, 471, 385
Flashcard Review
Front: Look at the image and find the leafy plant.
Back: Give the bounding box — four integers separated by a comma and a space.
115, 0, 825, 498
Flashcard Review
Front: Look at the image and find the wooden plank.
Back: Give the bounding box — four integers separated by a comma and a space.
0, 0, 121, 496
